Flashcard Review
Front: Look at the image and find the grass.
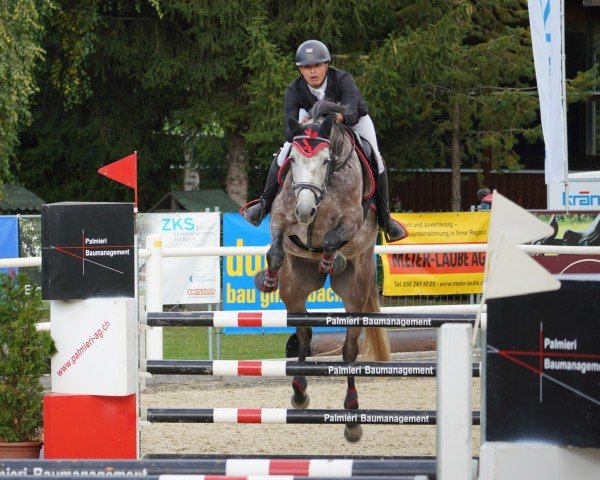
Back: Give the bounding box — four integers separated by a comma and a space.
163, 327, 291, 360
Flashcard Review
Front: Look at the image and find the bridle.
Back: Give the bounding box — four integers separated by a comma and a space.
290, 125, 353, 208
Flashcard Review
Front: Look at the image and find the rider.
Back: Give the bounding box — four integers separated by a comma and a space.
243, 39, 406, 242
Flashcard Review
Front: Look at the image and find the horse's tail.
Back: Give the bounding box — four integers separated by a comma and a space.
360, 285, 391, 361
363, 327, 391, 361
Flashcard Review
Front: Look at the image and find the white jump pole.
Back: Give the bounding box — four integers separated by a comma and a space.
145, 234, 163, 359
437, 323, 473, 480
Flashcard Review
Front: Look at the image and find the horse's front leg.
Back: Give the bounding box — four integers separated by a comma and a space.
254, 230, 284, 292
343, 326, 363, 442
318, 217, 359, 275
281, 257, 328, 410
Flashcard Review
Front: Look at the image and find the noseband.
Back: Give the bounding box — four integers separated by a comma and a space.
290, 134, 334, 206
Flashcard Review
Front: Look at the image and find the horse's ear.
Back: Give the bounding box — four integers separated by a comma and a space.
320, 115, 333, 138
288, 117, 304, 136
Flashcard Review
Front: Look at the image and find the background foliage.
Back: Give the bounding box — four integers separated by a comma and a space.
0, 0, 597, 210
0, 271, 56, 442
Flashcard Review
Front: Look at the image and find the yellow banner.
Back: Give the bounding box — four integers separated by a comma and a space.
382, 212, 489, 295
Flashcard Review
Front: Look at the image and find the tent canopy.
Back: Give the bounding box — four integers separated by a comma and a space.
150, 189, 241, 213
0, 184, 45, 213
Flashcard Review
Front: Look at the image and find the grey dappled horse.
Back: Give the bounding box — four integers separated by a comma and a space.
254, 100, 391, 442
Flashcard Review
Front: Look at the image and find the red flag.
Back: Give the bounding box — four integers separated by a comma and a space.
98, 152, 138, 208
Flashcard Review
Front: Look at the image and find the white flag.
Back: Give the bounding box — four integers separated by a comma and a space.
487, 191, 554, 254
528, 0, 567, 185
472, 190, 556, 343
486, 236, 561, 299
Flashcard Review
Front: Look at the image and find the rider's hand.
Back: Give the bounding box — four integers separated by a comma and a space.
335, 113, 344, 123
300, 116, 309, 124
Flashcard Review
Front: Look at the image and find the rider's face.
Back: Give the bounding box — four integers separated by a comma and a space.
299, 62, 328, 88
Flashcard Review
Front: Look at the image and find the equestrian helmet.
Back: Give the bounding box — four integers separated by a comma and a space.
295, 40, 331, 66
477, 188, 491, 201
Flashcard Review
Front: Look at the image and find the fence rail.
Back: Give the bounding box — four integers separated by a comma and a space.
143, 359, 482, 377
3, 243, 600, 268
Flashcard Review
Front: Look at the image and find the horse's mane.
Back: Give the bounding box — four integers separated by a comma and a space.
309, 100, 348, 122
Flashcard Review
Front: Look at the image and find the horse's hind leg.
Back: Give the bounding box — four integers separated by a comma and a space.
291, 326, 312, 408
343, 326, 363, 442
331, 255, 383, 443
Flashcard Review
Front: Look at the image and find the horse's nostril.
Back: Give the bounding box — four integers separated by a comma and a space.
310, 208, 316, 217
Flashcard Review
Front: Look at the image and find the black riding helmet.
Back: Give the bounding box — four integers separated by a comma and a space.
295, 40, 331, 66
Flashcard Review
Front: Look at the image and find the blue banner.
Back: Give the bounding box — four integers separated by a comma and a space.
222, 213, 343, 333
0, 216, 19, 274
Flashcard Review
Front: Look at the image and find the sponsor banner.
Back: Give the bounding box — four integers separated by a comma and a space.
382, 212, 489, 295
51, 298, 137, 395
486, 280, 600, 448
222, 213, 343, 333
0, 216, 18, 274
532, 212, 600, 274
137, 212, 220, 304
528, 0, 567, 185
547, 173, 600, 210
41, 203, 135, 299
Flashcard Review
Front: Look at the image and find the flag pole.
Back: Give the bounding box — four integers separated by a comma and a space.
560, 0, 569, 212
133, 150, 138, 212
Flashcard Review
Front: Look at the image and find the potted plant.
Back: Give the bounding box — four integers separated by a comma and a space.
0, 271, 56, 458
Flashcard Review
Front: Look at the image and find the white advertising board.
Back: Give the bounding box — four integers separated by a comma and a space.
50, 298, 137, 395
547, 171, 600, 210
138, 212, 220, 304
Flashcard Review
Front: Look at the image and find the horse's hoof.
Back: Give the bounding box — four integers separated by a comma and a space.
291, 392, 310, 409
344, 424, 363, 443
318, 252, 347, 275
331, 253, 346, 275
254, 269, 278, 292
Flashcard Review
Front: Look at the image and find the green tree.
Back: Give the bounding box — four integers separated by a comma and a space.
9, 0, 598, 212
0, 0, 52, 188
361, 0, 597, 210
15, 1, 269, 207
0, 271, 56, 442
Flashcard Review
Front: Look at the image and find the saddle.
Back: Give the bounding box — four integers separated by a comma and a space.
341, 127, 378, 215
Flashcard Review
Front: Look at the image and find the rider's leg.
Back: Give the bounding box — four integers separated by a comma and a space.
352, 116, 407, 242
376, 169, 407, 242
243, 143, 291, 226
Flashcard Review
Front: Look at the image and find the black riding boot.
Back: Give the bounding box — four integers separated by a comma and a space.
243, 157, 280, 227
376, 170, 407, 242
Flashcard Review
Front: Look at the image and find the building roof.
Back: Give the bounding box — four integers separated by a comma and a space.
0, 183, 45, 213
149, 189, 241, 213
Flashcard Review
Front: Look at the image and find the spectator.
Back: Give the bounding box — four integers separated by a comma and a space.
477, 188, 493, 210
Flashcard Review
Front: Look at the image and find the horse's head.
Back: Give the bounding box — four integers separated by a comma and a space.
288, 115, 334, 224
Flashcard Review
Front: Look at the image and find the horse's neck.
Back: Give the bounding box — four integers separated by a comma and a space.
332, 126, 353, 160
331, 125, 374, 197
